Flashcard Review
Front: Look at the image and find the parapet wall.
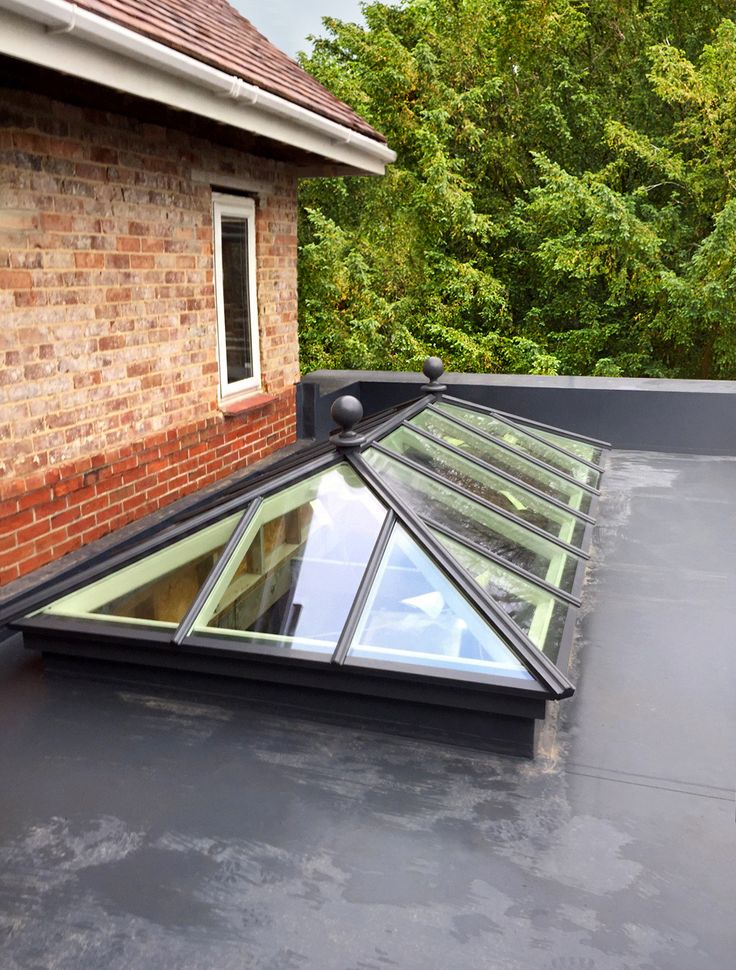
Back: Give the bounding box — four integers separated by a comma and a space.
299, 370, 736, 456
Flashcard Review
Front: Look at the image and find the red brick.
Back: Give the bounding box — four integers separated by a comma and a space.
0, 564, 21, 585
2, 509, 35, 533
17, 519, 50, 544
3, 88, 300, 585
0, 531, 18, 554
0, 269, 33, 289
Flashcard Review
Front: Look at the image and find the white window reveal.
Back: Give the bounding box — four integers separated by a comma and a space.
213, 194, 261, 399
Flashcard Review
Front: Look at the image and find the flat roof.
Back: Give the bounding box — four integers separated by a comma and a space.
1, 447, 734, 967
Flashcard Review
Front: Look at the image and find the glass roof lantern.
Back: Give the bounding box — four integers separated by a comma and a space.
8, 359, 609, 757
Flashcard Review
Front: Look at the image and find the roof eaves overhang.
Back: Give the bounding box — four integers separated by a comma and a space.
0, 0, 397, 176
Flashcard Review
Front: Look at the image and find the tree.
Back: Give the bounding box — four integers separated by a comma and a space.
298, 0, 736, 378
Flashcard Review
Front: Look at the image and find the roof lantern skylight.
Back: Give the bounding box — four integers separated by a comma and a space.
6, 359, 609, 757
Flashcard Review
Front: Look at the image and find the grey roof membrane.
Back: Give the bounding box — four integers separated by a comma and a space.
0, 450, 735, 968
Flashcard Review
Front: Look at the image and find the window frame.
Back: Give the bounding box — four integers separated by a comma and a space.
212, 193, 261, 400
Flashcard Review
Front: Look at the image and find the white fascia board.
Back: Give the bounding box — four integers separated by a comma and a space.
0, 1, 396, 176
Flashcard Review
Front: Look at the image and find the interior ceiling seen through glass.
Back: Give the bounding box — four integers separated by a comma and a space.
42, 513, 242, 627
347, 524, 533, 682
190, 465, 386, 655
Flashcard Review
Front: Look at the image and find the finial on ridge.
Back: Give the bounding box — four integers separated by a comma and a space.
422, 356, 447, 394
330, 395, 365, 448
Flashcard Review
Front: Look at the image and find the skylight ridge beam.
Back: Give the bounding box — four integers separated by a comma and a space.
331, 511, 396, 666
423, 516, 582, 608
442, 395, 606, 472
370, 442, 589, 560
429, 404, 601, 496
176, 440, 337, 518
347, 395, 431, 447
402, 421, 595, 525
172, 497, 264, 646
347, 453, 575, 699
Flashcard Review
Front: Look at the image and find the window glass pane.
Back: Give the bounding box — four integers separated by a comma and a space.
436, 402, 600, 488
363, 449, 580, 593
191, 465, 386, 655
410, 408, 592, 514
221, 216, 253, 385
379, 425, 585, 548
347, 524, 532, 681
432, 530, 569, 662
42, 513, 242, 627
514, 424, 602, 464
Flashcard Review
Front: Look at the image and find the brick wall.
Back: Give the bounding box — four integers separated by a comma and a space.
0, 88, 301, 585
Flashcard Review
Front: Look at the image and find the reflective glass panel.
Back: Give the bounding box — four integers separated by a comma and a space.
432, 530, 569, 661
42, 513, 242, 627
363, 449, 580, 593
191, 465, 386, 655
379, 425, 585, 548
436, 402, 600, 488
410, 408, 592, 514
347, 524, 533, 681
514, 423, 602, 464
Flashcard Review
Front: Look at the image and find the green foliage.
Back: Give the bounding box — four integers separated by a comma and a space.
298, 0, 736, 379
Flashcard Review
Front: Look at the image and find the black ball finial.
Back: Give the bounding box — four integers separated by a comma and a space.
422, 356, 447, 394
330, 395, 365, 448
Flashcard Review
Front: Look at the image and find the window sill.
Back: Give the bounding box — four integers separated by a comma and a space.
219, 391, 277, 416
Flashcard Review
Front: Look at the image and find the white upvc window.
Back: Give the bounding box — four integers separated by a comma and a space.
213, 194, 261, 399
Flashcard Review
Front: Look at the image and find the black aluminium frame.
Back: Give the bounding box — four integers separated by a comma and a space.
8, 365, 609, 756
367, 441, 590, 559
442, 396, 607, 473
431, 399, 602, 496
403, 419, 596, 525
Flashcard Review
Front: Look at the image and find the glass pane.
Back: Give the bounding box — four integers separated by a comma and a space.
432, 530, 569, 662
410, 408, 592, 514
379, 425, 585, 548
42, 513, 242, 627
347, 525, 532, 681
191, 465, 386, 655
363, 449, 580, 593
514, 424, 602, 464
436, 402, 600, 488
221, 216, 253, 384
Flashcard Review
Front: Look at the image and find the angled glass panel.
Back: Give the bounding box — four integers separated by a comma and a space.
363, 449, 581, 593
432, 530, 569, 662
410, 408, 592, 514
510, 422, 603, 464
379, 425, 586, 548
436, 402, 600, 488
346, 524, 533, 682
40, 513, 243, 627
189, 465, 386, 656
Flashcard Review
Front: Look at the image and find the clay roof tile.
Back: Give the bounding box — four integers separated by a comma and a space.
73, 0, 385, 143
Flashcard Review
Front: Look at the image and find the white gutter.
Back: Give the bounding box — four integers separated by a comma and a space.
0, 0, 396, 174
